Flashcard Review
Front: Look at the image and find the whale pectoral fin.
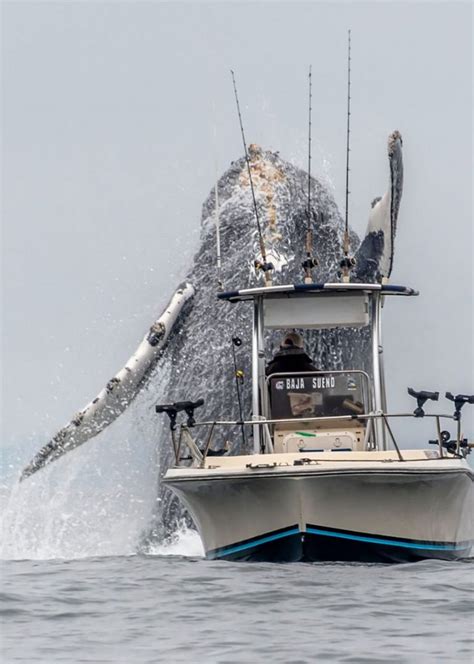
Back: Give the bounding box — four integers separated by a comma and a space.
354, 130, 403, 282
20, 281, 195, 482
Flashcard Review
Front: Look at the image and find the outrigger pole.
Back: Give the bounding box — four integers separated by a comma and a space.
230, 70, 273, 286
340, 29, 356, 283
303, 65, 318, 284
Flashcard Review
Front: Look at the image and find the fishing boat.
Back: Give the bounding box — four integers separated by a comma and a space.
159, 50, 473, 564
160, 282, 474, 562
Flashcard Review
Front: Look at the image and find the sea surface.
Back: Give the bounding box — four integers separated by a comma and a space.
2, 439, 474, 664
2, 533, 473, 664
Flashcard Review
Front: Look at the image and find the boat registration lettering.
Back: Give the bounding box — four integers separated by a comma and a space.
285, 377, 306, 389
312, 376, 335, 389
284, 376, 336, 390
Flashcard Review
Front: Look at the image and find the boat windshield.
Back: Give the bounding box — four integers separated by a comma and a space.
267, 371, 371, 420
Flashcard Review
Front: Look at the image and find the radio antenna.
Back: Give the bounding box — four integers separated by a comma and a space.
344, 30, 352, 244
303, 65, 318, 284
340, 29, 356, 282
230, 70, 273, 285
212, 118, 223, 290
307, 65, 313, 218
214, 170, 223, 290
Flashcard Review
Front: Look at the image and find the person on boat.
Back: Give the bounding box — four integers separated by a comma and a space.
266, 332, 317, 376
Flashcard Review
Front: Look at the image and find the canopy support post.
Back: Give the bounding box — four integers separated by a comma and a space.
371, 293, 387, 450
252, 297, 264, 453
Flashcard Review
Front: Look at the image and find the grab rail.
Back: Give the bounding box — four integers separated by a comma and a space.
172, 411, 464, 466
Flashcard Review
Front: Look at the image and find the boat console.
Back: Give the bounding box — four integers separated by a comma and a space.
267, 370, 370, 453
157, 283, 473, 462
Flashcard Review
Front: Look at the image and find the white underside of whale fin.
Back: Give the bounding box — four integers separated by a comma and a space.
20, 282, 195, 481
355, 131, 403, 282
368, 190, 391, 277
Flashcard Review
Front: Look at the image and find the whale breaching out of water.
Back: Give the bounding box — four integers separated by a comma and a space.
21, 133, 404, 497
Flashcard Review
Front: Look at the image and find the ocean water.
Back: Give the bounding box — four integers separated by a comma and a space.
2, 435, 473, 663
2, 530, 473, 664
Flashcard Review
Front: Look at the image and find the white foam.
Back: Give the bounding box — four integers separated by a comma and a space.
0, 397, 161, 561
148, 524, 204, 558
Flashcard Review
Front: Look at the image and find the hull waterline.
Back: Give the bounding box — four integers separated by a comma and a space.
205, 525, 471, 563
164, 453, 474, 563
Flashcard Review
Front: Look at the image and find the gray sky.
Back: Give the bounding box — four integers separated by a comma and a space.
2, 1, 473, 454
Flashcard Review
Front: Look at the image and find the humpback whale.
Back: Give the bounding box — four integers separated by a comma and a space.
21, 132, 404, 535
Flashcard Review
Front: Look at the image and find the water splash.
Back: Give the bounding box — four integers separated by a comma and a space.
146, 522, 204, 558
0, 395, 160, 560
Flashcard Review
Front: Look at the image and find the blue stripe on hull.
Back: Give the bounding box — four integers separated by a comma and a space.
207, 527, 300, 560
206, 525, 472, 563
305, 527, 471, 552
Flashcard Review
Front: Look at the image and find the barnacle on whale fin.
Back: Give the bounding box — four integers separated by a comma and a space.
106, 377, 121, 393
147, 321, 166, 347
388, 129, 402, 155
72, 411, 85, 427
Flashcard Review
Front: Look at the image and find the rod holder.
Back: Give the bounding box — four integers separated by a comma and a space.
445, 392, 474, 421
407, 388, 439, 418
156, 398, 204, 430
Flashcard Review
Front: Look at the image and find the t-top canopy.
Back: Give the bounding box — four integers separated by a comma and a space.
217, 282, 418, 303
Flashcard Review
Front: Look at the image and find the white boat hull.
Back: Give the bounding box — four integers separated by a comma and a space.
164, 452, 474, 562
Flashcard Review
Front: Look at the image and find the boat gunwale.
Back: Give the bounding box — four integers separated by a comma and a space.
163, 461, 474, 484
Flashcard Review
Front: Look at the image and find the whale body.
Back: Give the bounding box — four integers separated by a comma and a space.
21, 133, 403, 534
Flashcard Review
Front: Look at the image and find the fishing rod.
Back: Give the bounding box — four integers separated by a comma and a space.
302, 65, 318, 284
214, 155, 223, 290
211, 110, 223, 291
340, 29, 356, 283
344, 30, 352, 246
230, 70, 273, 285
231, 336, 247, 449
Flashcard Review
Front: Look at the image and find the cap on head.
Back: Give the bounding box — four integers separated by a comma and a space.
281, 332, 304, 349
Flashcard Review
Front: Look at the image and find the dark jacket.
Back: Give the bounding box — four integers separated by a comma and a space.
266, 347, 317, 376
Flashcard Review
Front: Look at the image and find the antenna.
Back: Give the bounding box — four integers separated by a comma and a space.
212, 118, 223, 290
230, 70, 273, 285
302, 65, 318, 284
340, 29, 356, 282
215, 171, 222, 290
344, 29, 351, 244
307, 64, 312, 219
